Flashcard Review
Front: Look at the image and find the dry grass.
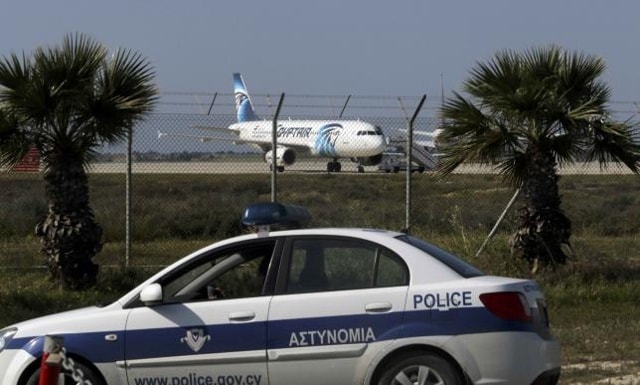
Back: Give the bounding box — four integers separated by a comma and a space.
1, 172, 639, 383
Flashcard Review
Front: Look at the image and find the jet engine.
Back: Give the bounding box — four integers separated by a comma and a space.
265, 147, 297, 167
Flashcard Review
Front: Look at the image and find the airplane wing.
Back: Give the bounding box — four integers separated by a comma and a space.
157, 130, 251, 144
192, 124, 229, 132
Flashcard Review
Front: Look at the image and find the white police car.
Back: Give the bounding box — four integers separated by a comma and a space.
0, 203, 560, 385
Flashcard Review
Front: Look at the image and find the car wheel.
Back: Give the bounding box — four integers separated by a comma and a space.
377, 353, 463, 385
25, 360, 104, 385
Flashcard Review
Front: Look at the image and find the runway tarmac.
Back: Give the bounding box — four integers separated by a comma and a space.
85, 161, 636, 175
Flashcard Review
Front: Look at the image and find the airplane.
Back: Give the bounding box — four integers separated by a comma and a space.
162, 73, 388, 173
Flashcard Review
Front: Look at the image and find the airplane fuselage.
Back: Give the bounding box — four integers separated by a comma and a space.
229, 120, 386, 158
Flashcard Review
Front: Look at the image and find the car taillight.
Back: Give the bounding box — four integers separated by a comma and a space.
479, 292, 532, 322
537, 298, 550, 327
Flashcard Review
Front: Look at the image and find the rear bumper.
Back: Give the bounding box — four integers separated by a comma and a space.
443, 331, 561, 385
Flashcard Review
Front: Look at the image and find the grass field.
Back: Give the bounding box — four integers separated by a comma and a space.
1, 172, 639, 384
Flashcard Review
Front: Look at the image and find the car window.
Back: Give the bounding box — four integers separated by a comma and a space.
160, 240, 276, 303
285, 238, 408, 294
396, 235, 484, 278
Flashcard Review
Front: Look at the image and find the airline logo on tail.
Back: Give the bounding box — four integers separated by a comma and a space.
233, 73, 258, 122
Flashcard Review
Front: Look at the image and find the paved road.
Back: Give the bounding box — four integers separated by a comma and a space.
88, 161, 377, 174
86, 161, 636, 175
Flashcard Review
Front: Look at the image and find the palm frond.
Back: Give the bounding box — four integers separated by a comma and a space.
87, 48, 158, 144
0, 53, 32, 94
0, 107, 31, 167
585, 120, 640, 172
439, 45, 640, 180
0, 33, 158, 171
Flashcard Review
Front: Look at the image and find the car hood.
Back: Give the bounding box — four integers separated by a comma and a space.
8, 303, 123, 339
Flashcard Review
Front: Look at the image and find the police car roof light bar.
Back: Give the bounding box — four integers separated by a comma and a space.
242, 202, 312, 231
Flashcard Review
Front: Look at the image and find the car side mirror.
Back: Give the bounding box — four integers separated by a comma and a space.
139, 283, 163, 306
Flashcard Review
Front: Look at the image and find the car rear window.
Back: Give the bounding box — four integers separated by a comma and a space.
396, 235, 484, 278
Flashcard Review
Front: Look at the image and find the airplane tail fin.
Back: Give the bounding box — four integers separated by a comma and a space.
233, 73, 258, 122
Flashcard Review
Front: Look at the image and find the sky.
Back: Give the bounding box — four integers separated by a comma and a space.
1, 0, 640, 117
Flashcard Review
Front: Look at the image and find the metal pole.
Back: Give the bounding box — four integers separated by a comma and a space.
271, 93, 285, 203
39, 335, 63, 385
440, 74, 446, 130
405, 95, 427, 233
125, 125, 132, 268
339, 95, 351, 118
206, 92, 217, 115
397, 97, 410, 122
475, 189, 520, 258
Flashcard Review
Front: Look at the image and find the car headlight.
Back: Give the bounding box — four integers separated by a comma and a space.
0, 328, 17, 353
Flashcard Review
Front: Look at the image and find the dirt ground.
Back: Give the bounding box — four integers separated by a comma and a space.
563, 361, 640, 384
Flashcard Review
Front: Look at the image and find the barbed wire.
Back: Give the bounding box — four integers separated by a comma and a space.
156, 91, 640, 116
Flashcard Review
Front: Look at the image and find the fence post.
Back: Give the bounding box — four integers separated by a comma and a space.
271, 93, 285, 203
404, 95, 427, 233
39, 335, 63, 385
338, 95, 351, 118
125, 124, 132, 268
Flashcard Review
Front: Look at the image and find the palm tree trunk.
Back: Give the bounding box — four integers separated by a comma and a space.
35, 158, 102, 289
510, 149, 572, 269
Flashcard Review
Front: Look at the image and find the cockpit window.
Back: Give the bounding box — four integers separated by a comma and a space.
356, 127, 384, 136
357, 129, 383, 136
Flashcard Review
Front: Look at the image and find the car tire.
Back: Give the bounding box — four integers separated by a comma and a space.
377, 353, 463, 385
25, 360, 104, 385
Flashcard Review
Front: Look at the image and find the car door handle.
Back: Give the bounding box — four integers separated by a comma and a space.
229, 311, 256, 322
365, 302, 392, 313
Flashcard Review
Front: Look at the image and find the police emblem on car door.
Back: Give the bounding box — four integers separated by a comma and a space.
181, 328, 211, 352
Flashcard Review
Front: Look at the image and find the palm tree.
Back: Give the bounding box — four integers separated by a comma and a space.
437, 45, 640, 270
0, 33, 157, 289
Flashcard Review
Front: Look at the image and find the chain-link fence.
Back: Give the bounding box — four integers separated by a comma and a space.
1, 93, 639, 271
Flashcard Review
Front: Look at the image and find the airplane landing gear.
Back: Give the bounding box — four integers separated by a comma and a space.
327, 161, 342, 172
357, 165, 365, 173
270, 165, 285, 172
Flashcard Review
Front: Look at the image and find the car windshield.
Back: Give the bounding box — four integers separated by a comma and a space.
396, 235, 484, 278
